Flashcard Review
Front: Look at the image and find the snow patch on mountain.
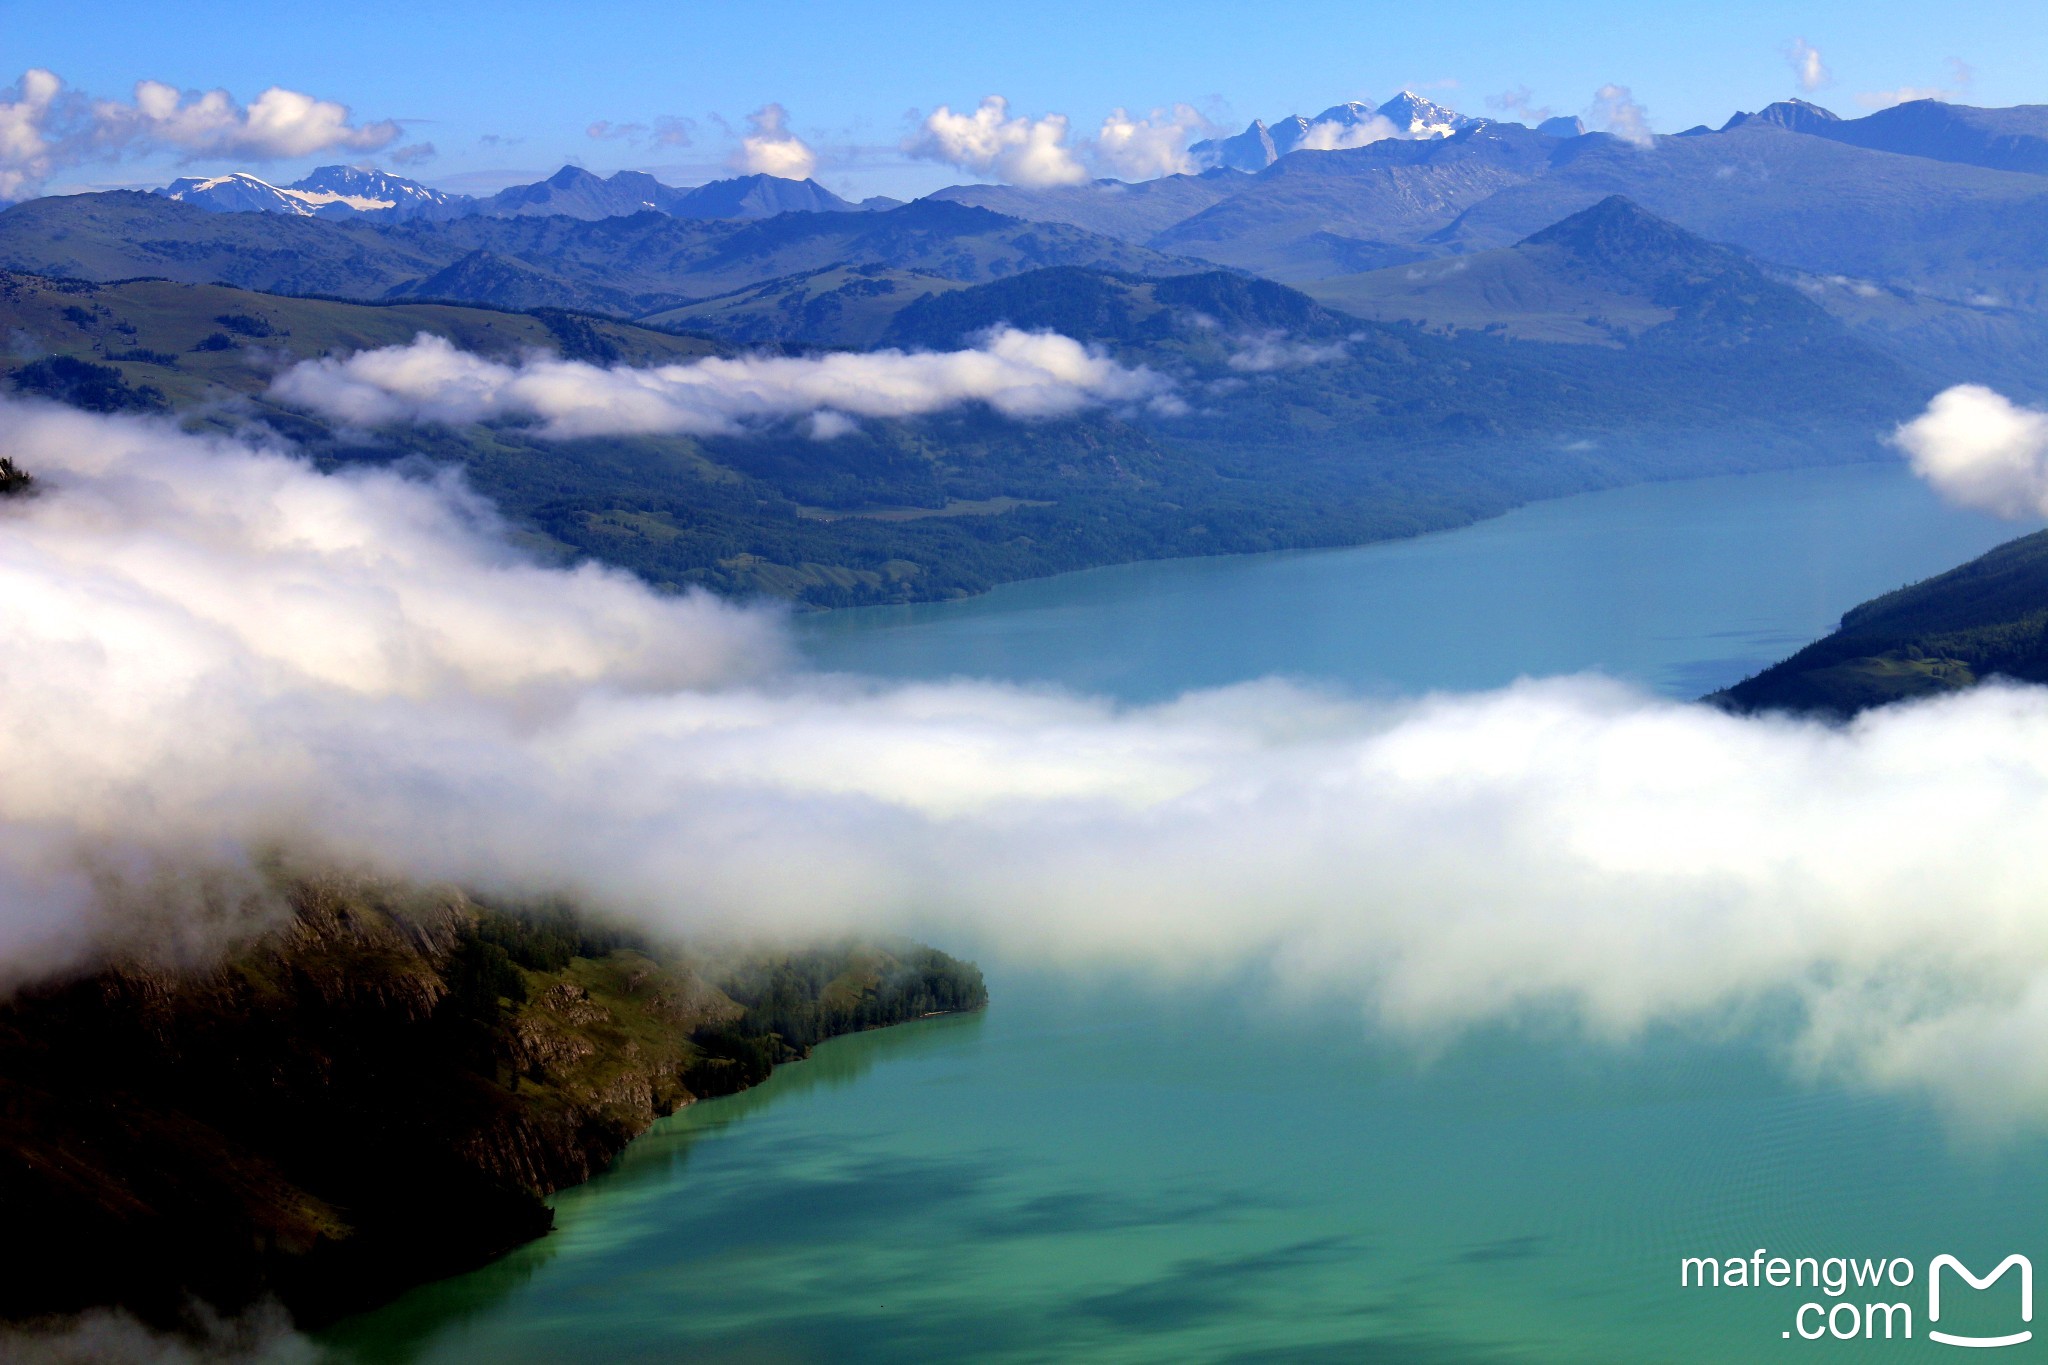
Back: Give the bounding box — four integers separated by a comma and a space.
1190, 91, 1484, 170
156, 166, 469, 219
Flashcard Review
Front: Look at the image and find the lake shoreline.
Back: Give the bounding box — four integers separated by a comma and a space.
0, 880, 987, 1335
782, 453, 1901, 617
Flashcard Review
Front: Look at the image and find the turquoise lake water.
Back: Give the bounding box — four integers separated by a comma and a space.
327, 462, 2048, 1363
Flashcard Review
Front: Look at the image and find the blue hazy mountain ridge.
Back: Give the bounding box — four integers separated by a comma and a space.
478, 165, 696, 219
1718, 97, 1847, 136
383, 198, 1197, 306
1421, 123, 2048, 295
1301, 193, 1827, 345
1143, 120, 2048, 295
971, 98, 2048, 263
926, 169, 1254, 245
910, 106, 2048, 388
157, 163, 890, 224
0, 190, 1919, 608
654, 196, 1802, 351
1185, 90, 1483, 171
476, 166, 879, 221
0, 192, 1196, 315
873, 204, 1909, 415
1154, 122, 1562, 277
1302, 190, 2048, 397
1724, 97, 2048, 176
45, 96, 2048, 376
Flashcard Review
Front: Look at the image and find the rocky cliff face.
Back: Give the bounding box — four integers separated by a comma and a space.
0, 876, 985, 1330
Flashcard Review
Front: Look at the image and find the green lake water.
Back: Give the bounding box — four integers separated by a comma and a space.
327, 462, 2048, 1363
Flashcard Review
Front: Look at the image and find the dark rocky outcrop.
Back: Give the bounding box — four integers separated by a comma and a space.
0, 877, 985, 1330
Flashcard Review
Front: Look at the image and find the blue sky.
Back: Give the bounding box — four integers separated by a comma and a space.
6, 0, 2046, 199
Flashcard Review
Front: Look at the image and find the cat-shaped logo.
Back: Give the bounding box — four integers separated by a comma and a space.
1928, 1254, 2032, 1348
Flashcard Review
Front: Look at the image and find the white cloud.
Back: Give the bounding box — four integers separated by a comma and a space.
0, 1303, 314, 1363
1296, 114, 1403, 151
1586, 84, 1655, 147
587, 116, 695, 150
0, 68, 399, 200
1226, 332, 1350, 372
269, 329, 1182, 438
729, 103, 816, 180
12, 401, 2048, 1123
96, 80, 399, 161
1858, 86, 1952, 110
1858, 58, 1975, 110
906, 96, 1088, 188
1893, 384, 2048, 520
1487, 86, 1555, 123
1786, 38, 1832, 94
0, 69, 63, 200
1091, 104, 1214, 180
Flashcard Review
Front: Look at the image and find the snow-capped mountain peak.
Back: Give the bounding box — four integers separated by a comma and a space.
291, 165, 463, 209
156, 172, 313, 216
1189, 91, 1479, 169
156, 167, 471, 220
154, 163, 865, 225
1309, 100, 1380, 127
1375, 91, 1477, 138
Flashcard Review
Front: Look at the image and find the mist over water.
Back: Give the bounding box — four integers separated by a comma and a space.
323, 455, 2048, 1363
5, 397, 2048, 1121
6, 384, 2048, 1358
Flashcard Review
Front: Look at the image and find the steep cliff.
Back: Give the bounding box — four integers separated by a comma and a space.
0, 876, 985, 1329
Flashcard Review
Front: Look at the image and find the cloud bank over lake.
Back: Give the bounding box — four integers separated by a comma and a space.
7, 396, 2048, 1122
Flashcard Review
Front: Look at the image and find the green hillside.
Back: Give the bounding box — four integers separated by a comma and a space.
1, 234, 1925, 610
0, 270, 718, 412
1713, 529, 2048, 715
637, 263, 971, 347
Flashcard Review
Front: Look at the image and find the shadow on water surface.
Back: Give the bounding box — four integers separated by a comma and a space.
318, 1009, 986, 1363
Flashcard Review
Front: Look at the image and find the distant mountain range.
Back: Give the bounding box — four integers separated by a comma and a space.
143, 95, 2048, 260
157, 166, 472, 220
0, 185, 1923, 608
158, 164, 901, 224
1301, 194, 1855, 347
12, 90, 2048, 400
470, 165, 900, 220
1715, 97, 2048, 176
1188, 90, 1494, 172
922, 108, 2048, 397
0, 192, 1196, 316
